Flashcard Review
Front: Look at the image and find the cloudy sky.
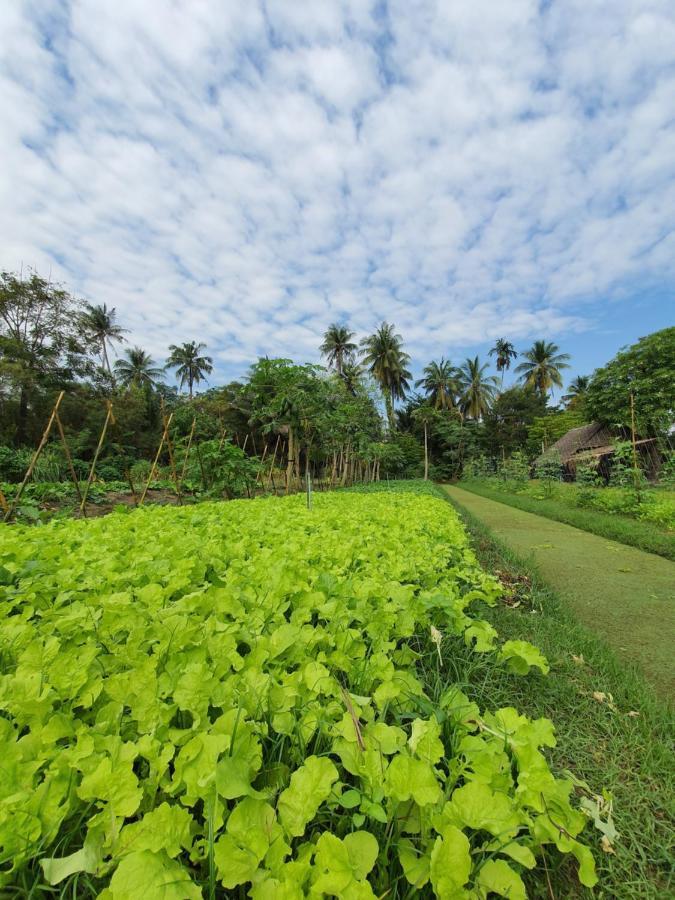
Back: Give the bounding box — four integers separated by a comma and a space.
1, 0, 674, 391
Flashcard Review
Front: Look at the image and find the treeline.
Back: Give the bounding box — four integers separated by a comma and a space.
0, 268, 672, 486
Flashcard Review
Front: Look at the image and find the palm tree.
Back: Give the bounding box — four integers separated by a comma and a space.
456, 356, 499, 420
320, 324, 357, 376
80, 302, 127, 382
415, 358, 458, 410
340, 361, 364, 396
515, 340, 571, 398
488, 338, 518, 388
166, 341, 213, 399
114, 347, 163, 389
412, 406, 435, 480
562, 375, 590, 407
360, 323, 411, 430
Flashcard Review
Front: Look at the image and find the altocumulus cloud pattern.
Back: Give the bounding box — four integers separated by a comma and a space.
1, 0, 674, 378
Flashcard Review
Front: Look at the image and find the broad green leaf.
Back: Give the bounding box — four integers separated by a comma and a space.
385, 754, 442, 806
115, 803, 193, 859
398, 838, 431, 888
498, 640, 550, 675
476, 859, 527, 899
106, 850, 201, 899
41, 844, 100, 885
429, 825, 471, 898
277, 756, 338, 837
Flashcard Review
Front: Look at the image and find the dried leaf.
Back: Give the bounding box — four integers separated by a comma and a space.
571, 654, 585, 666
600, 836, 615, 854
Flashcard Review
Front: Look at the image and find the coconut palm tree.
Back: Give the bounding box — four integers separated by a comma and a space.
114, 347, 163, 389
166, 341, 213, 399
320, 324, 357, 376
80, 302, 127, 383
456, 356, 499, 420
340, 361, 364, 396
488, 338, 518, 388
360, 322, 411, 430
415, 358, 458, 410
515, 340, 571, 398
562, 374, 590, 407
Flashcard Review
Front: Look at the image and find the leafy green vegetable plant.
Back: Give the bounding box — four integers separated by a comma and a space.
0, 491, 596, 896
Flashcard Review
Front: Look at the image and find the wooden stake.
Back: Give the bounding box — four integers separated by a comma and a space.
140, 412, 173, 505
242, 433, 249, 453
55, 411, 84, 509
0, 489, 9, 515
267, 434, 281, 493
80, 400, 115, 515
4, 391, 64, 522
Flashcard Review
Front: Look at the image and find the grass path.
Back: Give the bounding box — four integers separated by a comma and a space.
444, 484, 675, 698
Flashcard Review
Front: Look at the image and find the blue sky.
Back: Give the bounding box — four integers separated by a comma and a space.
1, 0, 674, 397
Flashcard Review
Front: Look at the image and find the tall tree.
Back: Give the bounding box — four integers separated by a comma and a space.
114, 347, 163, 389
488, 338, 518, 388
456, 356, 499, 420
360, 322, 411, 430
0, 270, 90, 442
562, 375, 590, 408
586, 327, 675, 435
415, 358, 458, 410
320, 324, 357, 376
340, 361, 364, 396
166, 341, 213, 399
80, 302, 127, 384
515, 340, 571, 398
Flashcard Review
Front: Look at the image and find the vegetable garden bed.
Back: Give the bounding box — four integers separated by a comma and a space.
0, 488, 600, 896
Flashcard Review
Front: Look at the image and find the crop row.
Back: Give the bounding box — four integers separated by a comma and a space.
0, 491, 596, 896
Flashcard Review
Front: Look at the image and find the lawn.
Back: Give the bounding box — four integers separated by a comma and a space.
458, 479, 675, 561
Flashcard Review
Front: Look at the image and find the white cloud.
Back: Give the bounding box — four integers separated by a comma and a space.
0, 0, 673, 385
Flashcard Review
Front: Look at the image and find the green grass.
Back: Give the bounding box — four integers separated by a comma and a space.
439, 487, 674, 899
445, 485, 675, 698
458, 480, 675, 561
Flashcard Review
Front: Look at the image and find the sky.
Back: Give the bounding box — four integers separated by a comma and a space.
1, 0, 674, 395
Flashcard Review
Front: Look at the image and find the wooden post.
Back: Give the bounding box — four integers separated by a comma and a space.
196, 442, 208, 490
0, 489, 9, 515
55, 411, 84, 508
4, 391, 64, 522
140, 412, 173, 505
80, 400, 115, 515
242, 434, 249, 453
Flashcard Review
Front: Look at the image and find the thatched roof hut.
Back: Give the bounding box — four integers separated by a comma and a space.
540, 422, 660, 478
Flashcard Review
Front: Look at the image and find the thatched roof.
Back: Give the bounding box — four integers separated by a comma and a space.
547, 422, 615, 464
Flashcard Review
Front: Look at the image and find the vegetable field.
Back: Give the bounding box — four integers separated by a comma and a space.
0, 490, 598, 897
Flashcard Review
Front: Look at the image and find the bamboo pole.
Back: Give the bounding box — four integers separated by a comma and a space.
267, 434, 281, 493
630, 392, 642, 502
80, 400, 115, 515
125, 468, 138, 506
163, 410, 183, 505
180, 417, 197, 484
254, 442, 269, 488
55, 411, 84, 508
242, 433, 249, 453
140, 412, 173, 505
4, 391, 64, 522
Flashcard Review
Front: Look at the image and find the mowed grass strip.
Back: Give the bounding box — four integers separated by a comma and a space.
441, 488, 674, 900
444, 485, 675, 698
457, 480, 675, 561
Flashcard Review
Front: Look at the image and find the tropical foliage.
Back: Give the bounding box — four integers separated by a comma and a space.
360, 322, 411, 430
515, 341, 571, 398
166, 341, 214, 398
